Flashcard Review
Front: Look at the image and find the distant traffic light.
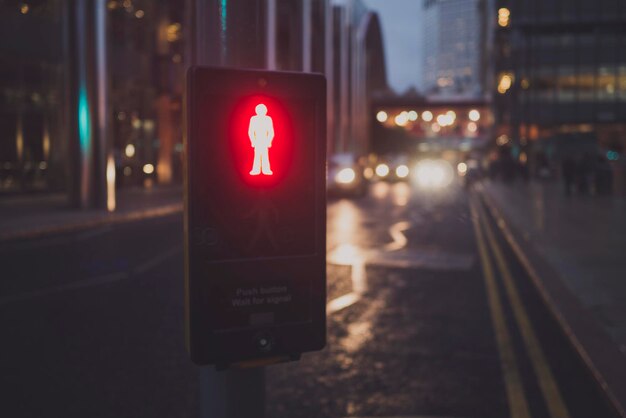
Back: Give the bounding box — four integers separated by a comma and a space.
184, 67, 327, 367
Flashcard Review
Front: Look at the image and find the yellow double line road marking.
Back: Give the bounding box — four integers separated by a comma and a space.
471, 198, 532, 418
471, 195, 571, 418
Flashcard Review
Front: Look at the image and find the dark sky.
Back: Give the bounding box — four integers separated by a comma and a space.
363, 0, 424, 93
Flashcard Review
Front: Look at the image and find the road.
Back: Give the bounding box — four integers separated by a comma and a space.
0, 181, 617, 417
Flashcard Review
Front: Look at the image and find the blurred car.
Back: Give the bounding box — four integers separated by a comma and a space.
458, 159, 482, 188
328, 153, 368, 197
413, 158, 455, 189
374, 154, 411, 182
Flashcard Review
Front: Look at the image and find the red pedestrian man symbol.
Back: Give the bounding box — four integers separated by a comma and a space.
248, 103, 274, 175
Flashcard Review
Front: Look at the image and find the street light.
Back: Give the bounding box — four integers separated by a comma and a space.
376, 163, 390, 177
394, 112, 409, 127
498, 73, 513, 94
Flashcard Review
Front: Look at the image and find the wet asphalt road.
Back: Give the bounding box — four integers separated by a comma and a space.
0, 181, 617, 417
268, 182, 506, 417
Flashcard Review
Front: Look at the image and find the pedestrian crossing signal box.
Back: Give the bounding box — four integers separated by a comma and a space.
184, 67, 326, 367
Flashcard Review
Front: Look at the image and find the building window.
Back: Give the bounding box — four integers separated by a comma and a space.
597, 66, 617, 102
0, 0, 66, 193
577, 68, 596, 101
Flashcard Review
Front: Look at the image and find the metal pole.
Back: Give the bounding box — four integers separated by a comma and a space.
65, 0, 110, 209
199, 367, 265, 418
302, 0, 312, 72
188, 1, 268, 417
266, 0, 276, 70
93, 0, 111, 210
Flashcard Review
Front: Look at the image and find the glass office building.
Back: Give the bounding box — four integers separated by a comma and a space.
0, 0, 385, 203
0, 1, 67, 193
0, 0, 185, 197
423, 0, 484, 97
494, 0, 626, 177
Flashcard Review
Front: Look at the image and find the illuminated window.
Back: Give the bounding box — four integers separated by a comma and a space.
497, 73, 514, 94
124, 143, 136, 158
498, 8, 510, 27
597, 67, 617, 101
619, 65, 626, 100
519, 152, 528, 164
496, 135, 509, 146
248, 104, 274, 176
166, 23, 182, 42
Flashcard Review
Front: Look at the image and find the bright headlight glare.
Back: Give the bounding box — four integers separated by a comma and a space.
395, 165, 409, 178
414, 159, 453, 188
375, 163, 390, 177
336, 167, 356, 184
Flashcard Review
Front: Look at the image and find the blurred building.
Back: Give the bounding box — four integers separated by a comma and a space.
493, 0, 626, 185
109, 1, 186, 188
0, 0, 185, 205
330, 0, 388, 155
187, 0, 336, 159
423, 0, 487, 98
0, 1, 66, 194
189, 0, 387, 156
0, 0, 386, 206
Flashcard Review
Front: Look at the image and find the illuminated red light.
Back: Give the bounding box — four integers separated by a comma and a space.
229, 95, 293, 187
248, 103, 274, 176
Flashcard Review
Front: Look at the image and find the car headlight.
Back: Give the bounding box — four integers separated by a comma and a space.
336, 167, 356, 184
457, 162, 468, 176
395, 164, 409, 178
414, 159, 454, 188
375, 163, 390, 177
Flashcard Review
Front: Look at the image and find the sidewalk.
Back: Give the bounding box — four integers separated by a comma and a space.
480, 179, 626, 414
0, 185, 183, 242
